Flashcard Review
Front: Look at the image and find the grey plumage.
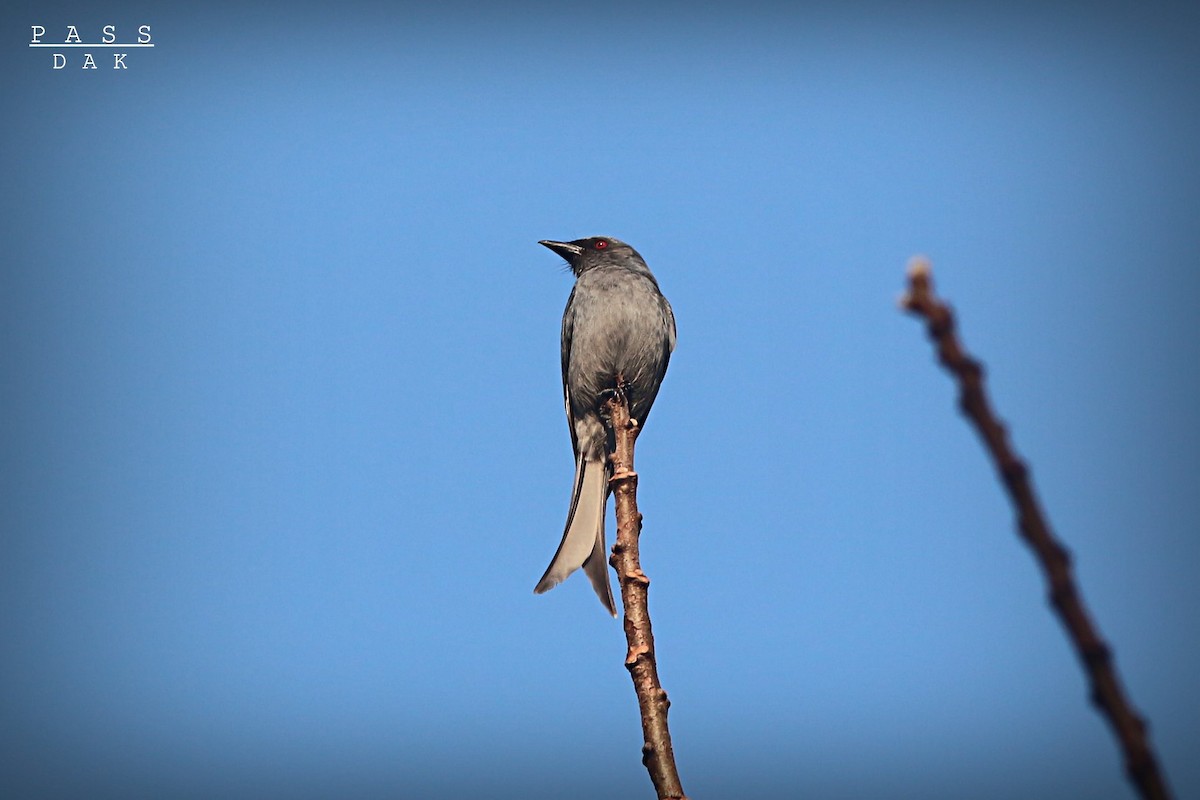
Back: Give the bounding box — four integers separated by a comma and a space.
534, 236, 676, 616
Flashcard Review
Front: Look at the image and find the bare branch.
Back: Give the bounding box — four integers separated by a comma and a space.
603, 387, 688, 800
900, 257, 1172, 800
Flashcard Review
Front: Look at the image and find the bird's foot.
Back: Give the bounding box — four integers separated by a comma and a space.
599, 378, 631, 407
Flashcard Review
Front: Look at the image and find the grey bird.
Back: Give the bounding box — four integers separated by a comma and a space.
534, 236, 676, 616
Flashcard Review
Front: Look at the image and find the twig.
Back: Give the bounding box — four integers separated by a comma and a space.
603, 388, 688, 800
899, 257, 1172, 800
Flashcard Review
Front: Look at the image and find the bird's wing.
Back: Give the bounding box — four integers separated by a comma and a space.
662, 295, 677, 354
561, 286, 579, 453
657, 294, 677, 399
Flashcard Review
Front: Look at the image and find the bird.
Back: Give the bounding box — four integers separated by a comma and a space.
534, 236, 676, 616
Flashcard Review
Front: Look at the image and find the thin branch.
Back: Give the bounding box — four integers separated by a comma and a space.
603, 387, 688, 800
899, 257, 1172, 800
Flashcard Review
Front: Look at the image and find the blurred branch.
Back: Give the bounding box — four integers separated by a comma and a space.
603, 387, 688, 800
899, 257, 1172, 800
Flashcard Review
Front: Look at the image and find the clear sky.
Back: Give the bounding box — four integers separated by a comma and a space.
3, 2, 1198, 798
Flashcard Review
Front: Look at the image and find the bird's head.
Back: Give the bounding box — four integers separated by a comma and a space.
538, 236, 648, 277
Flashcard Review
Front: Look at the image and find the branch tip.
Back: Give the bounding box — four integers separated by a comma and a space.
906, 254, 932, 279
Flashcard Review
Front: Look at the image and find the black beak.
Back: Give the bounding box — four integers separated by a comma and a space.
539, 239, 584, 263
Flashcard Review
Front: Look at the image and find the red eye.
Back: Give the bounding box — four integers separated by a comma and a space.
595, 240, 608, 249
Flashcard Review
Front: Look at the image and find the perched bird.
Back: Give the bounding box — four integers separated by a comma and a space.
534, 236, 676, 616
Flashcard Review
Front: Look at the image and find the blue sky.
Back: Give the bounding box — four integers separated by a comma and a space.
2, 2, 1198, 798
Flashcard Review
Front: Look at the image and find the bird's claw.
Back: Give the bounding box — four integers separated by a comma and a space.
599, 379, 631, 407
